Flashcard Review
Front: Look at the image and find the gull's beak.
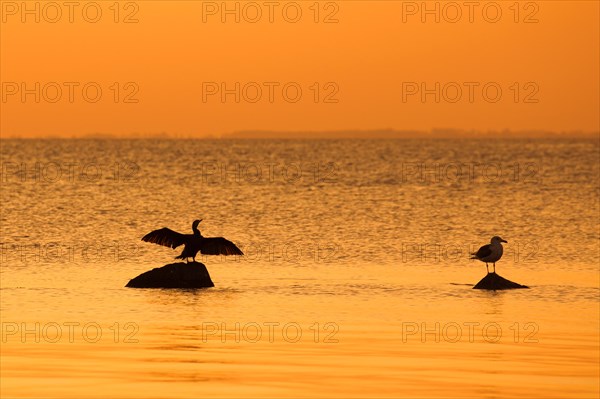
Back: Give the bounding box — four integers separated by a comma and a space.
501, 239, 508, 243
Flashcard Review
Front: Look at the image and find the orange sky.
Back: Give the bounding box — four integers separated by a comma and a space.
1, 1, 598, 138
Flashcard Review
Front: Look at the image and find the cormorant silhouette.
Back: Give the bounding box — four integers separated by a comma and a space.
142, 219, 243, 263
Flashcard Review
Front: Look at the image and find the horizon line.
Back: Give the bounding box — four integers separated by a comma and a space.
1, 129, 599, 140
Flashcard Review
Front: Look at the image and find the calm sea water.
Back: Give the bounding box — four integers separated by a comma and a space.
1, 139, 598, 398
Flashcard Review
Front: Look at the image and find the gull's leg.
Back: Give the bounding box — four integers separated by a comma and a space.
493, 263, 496, 273
486, 263, 489, 274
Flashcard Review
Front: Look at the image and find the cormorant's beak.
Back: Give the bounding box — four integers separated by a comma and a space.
501, 239, 508, 243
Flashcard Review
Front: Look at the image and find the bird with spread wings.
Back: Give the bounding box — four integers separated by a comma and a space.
142, 219, 243, 263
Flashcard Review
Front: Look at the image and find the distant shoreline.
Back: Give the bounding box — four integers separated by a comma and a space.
1, 129, 598, 140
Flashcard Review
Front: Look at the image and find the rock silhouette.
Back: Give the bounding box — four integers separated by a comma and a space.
126, 262, 214, 288
473, 272, 529, 290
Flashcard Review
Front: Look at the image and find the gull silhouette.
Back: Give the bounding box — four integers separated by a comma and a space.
471, 236, 507, 273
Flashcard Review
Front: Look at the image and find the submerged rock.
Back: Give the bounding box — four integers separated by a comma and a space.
126, 262, 214, 288
473, 272, 529, 290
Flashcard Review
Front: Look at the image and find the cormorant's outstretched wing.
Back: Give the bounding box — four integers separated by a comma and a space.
142, 228, 187, 249
199, 237, 244, 255
473, 244, 492, 259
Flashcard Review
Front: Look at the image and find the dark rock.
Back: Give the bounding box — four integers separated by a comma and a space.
126, 262, 214, 289
473, 272, 529, 290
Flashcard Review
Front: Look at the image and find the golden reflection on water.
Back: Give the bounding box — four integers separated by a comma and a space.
1, 139, 599, 398
1, 263, 598, 398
